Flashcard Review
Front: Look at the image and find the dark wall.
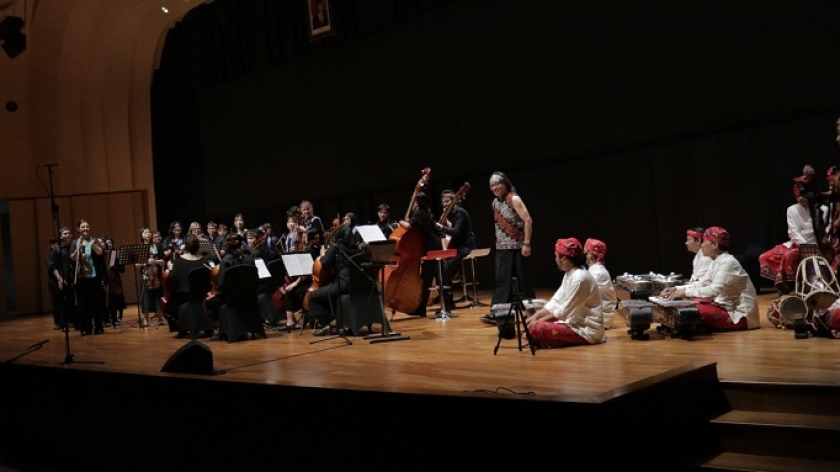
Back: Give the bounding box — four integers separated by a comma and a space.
155, 0, 840, 289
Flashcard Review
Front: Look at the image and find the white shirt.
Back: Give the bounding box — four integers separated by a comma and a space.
588, 262, 617, 329
785, 203, 824, 247
691, 251, 713, 282
684, 252, 760, 329
542, 267, 607, 344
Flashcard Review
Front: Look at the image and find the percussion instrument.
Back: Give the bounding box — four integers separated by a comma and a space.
619, 299, 655, 340
649, 296, 700, 340
614, 273, 656, 301
766, 294, 809, 329
794, 255, 840, 311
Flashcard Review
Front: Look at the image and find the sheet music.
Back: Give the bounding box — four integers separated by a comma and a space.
357, 225, 387, 242
254, 259, 271, 279
281, 253, 314, 277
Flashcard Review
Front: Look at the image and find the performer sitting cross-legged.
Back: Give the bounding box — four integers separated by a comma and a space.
525, 238, 606, 349
584, 238, 617, 329
661, 227, 760, 331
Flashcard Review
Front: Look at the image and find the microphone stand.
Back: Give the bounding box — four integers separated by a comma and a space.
44, 163, 60, 240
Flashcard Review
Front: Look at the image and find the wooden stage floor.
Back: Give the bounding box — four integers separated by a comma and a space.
2, 290, 839, 398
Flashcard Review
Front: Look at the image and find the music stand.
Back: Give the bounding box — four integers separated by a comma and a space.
462, 248, 491, 308
198, 239, 219, 261
115, 244, 150, 329
356, 225, 409, 344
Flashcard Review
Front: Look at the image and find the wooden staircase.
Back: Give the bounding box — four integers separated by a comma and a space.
697, 382, 840, 472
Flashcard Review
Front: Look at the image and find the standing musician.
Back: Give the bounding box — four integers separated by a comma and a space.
140, 228, 166, 327
274, 216, 313, 332
101, 236, 127, 327
661, 227, 760, 331
299, 200, 325, 256
436, 189, 475, 309
46, 226, 74, 330
307, 212, 362, 335
232, 213, 250, 241
163, 220, 184, 262
397, 192, 443, 317
481, 171, 536, 324
69, 219, 106, 336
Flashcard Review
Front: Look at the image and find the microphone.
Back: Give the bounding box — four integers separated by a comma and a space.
38, 163, 59, 167
26, 339, 49, 350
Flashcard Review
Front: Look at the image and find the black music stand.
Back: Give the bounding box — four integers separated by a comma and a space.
355, 226, 409, 344
116, 244, 150, 330
462, 248, 490, 308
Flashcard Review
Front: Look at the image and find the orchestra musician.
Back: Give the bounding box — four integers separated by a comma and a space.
69, 219, 106, 336
162, 234, 213, 338
661, 227, 760, 331
140, 228, 166, 327
206, 235, 252, 324
436, 189, 475, 309
397, 192, 443, 317
163, 220, 184, 262
525, 238, 606, 348
232, 213, 250, 241
299, 200, 325, 256
46, 226, 74, 330
376, 203, 397, 239
101, 236, 127, 328
274, 216, 312, 332
481, 171, 536, 324
308, 213, 361, 335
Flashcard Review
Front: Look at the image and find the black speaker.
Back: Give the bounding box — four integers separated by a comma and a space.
160, 340, 214, 375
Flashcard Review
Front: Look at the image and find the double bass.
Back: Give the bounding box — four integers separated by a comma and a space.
384, 168, 431, 314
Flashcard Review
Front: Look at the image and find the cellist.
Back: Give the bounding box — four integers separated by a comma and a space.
397, 192, 443, 317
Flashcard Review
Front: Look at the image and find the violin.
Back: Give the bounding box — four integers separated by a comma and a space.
145, 263, 161, 290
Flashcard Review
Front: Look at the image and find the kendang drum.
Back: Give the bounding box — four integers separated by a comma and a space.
794, 255, 840, 311
766, 294, 809, 329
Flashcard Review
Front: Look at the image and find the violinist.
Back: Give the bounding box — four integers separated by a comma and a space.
262, 223, 279, 255
397, 192, 443, 317
163, 220, 184, 262
70, 219, 106, 336
274, 216, 313, 332
300, 200, 325, 256
216, 223, 229, 257
140, 228, 166, 327
46, 226, 75, 330
232, 213, 250, 241
436, 189, 476, 309
308, 213, 362, 335
101, 236, 127, 328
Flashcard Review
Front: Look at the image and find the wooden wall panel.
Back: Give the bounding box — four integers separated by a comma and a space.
9, 200, 41, 316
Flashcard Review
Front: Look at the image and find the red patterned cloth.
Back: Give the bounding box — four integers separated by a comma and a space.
528, 321, 590, 348
693, 298, 748, 331
758, 243, 801, 293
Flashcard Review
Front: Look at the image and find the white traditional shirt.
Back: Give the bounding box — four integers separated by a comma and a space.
542, 267, 607, 344
784, 203, 824, 248
690, 251, 713, 282
588, 262, 617, 329
683, 252, 760, 329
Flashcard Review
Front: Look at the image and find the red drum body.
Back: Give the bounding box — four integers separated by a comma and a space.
766, 294, 809, 329
794, 255, 840, 312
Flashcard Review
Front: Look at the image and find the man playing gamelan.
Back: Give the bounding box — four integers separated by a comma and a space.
584, 238, 617, 329
661, 227, 760, 331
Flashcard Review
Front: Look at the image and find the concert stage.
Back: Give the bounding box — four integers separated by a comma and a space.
1, 291, 838, 471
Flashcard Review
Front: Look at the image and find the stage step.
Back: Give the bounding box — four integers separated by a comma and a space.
693, 382, 840, 471
701, 452, 839, 472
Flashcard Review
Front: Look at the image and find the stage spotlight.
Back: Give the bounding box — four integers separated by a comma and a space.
0, 16, 26, 59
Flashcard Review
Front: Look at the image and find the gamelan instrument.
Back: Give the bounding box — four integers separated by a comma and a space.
648, 296, 700, 340
766, 294, 809, 329
384, 167, 431, 315
619, 299, 655, 340
794, 254, 840, 312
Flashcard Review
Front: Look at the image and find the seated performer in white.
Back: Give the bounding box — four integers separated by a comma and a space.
685, 227, 712, 282
662, 227, 760, 331
525, 238, 606, 348
584, 238, 617, 329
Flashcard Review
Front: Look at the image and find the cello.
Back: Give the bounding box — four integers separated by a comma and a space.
384, 168, 431, 314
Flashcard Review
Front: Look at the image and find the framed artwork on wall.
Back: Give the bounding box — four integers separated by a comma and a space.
307, 0, 332, 40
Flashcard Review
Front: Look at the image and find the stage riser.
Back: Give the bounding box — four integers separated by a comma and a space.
0, 363, 725, 471
722, 383, 840, 416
